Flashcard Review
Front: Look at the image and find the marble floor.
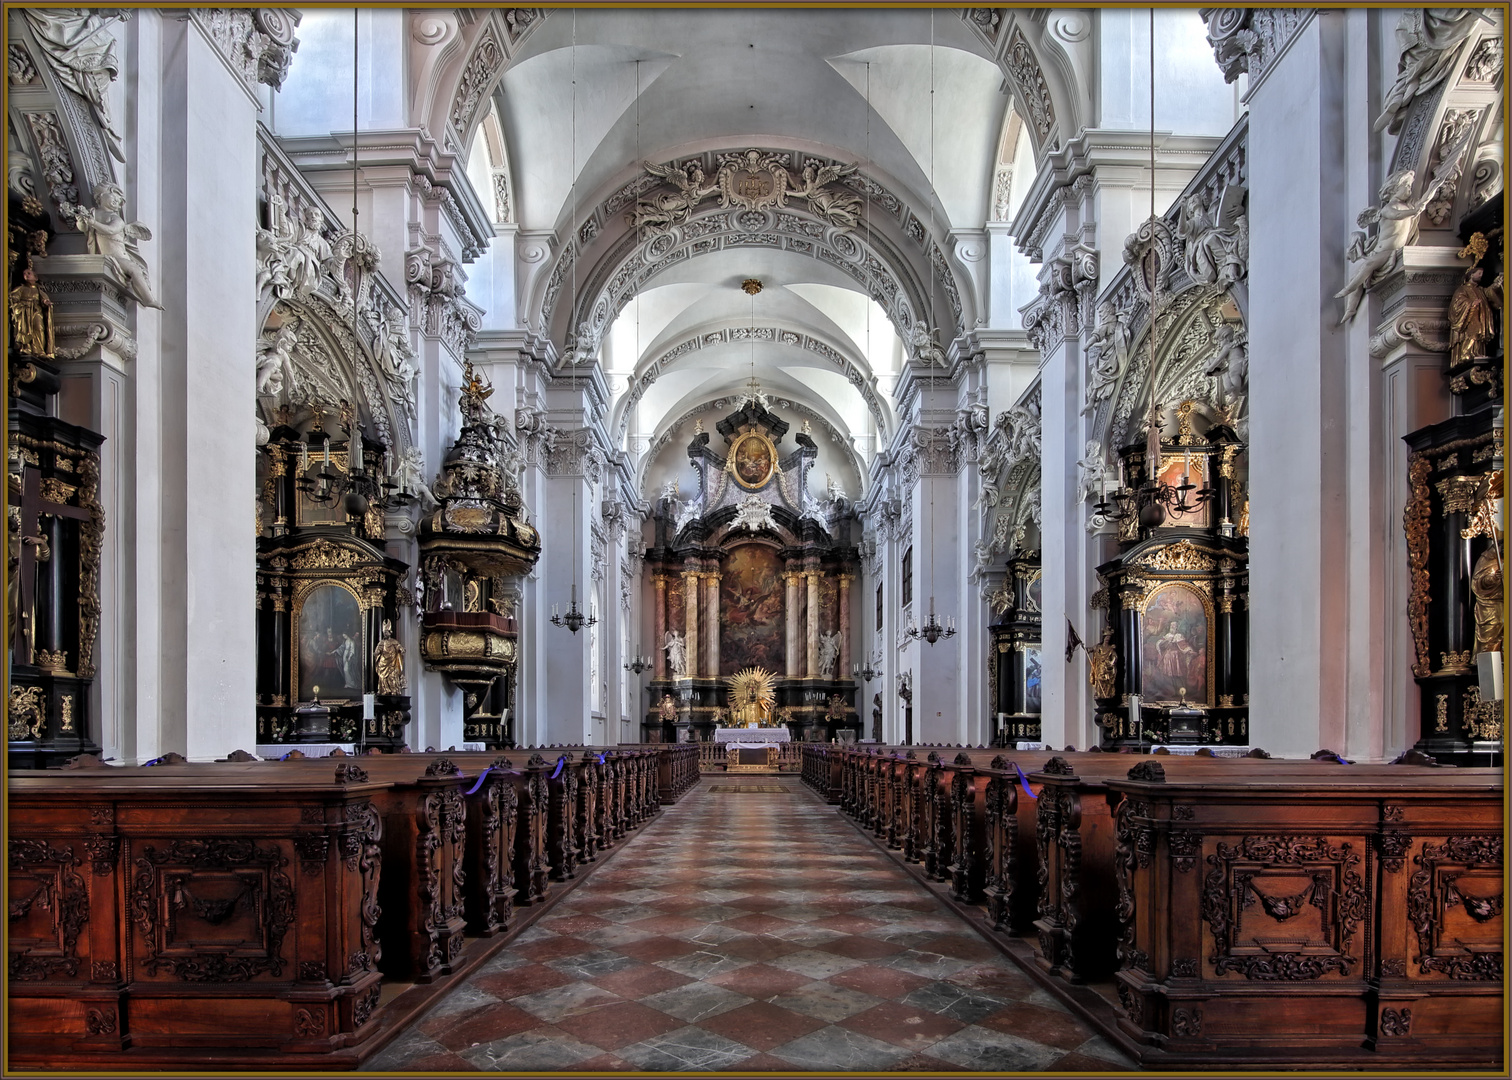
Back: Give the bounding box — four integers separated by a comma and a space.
364, 776, 1135, 1073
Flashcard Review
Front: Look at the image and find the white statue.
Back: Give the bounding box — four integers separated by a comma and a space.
908, 322, 948, 367
256, 192, 298, 298
1075, 440, 1108, 505
663, 630, 688, 680
1081, 301, 1130, 417
497, 443, 526, 497
1337, 168, 1452, 324
818, 630, 843, 678
288, 206, 332, 300
1176, 192, 1246, 288
23, 9, 129, 161
74, 182, 160, 309
1001, 395, 1041, 468
255, 318, 298, 396
1205, 322, 1249, 410
395, 445, 438, 509
371, 302, 417, 406
1375, 9, 1488, 135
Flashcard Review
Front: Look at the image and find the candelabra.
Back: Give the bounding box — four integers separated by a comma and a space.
851, 650, 882, 682
551, 583, 597, 634
907, 597, 956, 645
294, 411, 400, 518
1095, 455, 1214, 528
624, 650, 652, 675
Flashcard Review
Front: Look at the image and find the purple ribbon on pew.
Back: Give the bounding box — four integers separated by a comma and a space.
551, 756, 566, 779
464, 767, 493, 795
597, 753, 606, 764
1013, 762, 1038, 800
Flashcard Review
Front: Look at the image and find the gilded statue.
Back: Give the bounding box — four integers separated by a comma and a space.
1471, 545, 1503, 659
657, 693, 677, 723
9, 266, 54, 358
373, 618, 406, 695
1448, 237, 1503, 365
1088, 623, 1118, 700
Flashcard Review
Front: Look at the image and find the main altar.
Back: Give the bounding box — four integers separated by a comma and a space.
640, 393, 862, 744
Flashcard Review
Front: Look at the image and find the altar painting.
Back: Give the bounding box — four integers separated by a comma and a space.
296, 582, 364, 701
1023, 646, 1042, 712
1026, 570, 1042, 611
1140, 582, 1209, 704
720, 544, 785, 675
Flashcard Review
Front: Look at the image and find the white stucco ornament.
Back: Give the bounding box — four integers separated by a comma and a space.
731, 494, 777, 533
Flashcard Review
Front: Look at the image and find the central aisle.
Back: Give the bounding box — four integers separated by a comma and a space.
366, 777, 1133, 1072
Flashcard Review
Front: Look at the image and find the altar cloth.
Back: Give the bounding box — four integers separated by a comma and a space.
713, 727, 790, 744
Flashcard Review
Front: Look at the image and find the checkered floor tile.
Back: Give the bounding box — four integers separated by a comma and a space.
363, 777, 1134, 1072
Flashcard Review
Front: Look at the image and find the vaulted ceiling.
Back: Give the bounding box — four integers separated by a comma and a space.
476, 8, 1016, 473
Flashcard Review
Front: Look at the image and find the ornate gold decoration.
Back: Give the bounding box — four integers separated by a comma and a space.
1219, 694, 1234, 708
1217, 444, 1237, 480
1176, 400, 1198, 445
988, 578, 1013, 616
1135, 540, 1217, 573
1088, 625, 1117, 700
1435, 693, 1449, 733
33, 648, 68, 673
59, 693, 74, 733
1440, 650, 1473, 672
374, 619, 406, 695
727, 666, 778, 726
1462, 685, 1504, 741
289, 540, 363, 570
741, 279, 763, 296
1404, 452, 1434, 676
726, 429, 779, 490
1089, 587, 1109, 610
9, 685, 45, 740
39, 478, 75, 504
1436, 475, 1483, 515
1217, 595, 1234, 614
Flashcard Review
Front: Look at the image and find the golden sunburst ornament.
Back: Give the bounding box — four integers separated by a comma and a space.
728, 666, 778, 725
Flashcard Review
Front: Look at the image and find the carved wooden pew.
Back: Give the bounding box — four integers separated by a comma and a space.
1105, 760, 1503, 1067
8, 763, 387, 1058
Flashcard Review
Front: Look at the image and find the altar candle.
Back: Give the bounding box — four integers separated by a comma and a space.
1118, 458, 1126, 488
1183, 455, 1190, 486
323, 436, 331, 466
299, 441, 309, 475
383, 449, 392, 479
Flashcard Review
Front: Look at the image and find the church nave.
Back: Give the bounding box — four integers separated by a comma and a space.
365, 777, 1131, 1073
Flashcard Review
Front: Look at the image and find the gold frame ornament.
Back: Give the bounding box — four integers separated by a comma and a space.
727, 430, 778, 490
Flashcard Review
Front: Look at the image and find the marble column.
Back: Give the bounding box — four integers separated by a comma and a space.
784, 571, 801, 677
806, 572, 820, 678
839, 573, 853, 678
652, 574, 667, 680
683, 571, 700, 679
704, 572, 721, 678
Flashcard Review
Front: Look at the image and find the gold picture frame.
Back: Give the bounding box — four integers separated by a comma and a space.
727, 430, 778, 490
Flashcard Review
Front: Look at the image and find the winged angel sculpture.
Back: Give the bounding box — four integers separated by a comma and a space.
628, 150, 863, 235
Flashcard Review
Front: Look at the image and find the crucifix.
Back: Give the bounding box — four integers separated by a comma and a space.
9, 458, 90, 667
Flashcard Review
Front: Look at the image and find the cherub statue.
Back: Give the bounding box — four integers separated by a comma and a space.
1075, 440, 1107, 506
395, 445, 438, 509
1337, 168, 1452, 324
74, 182, 160, 309
908, 321, 948, 367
